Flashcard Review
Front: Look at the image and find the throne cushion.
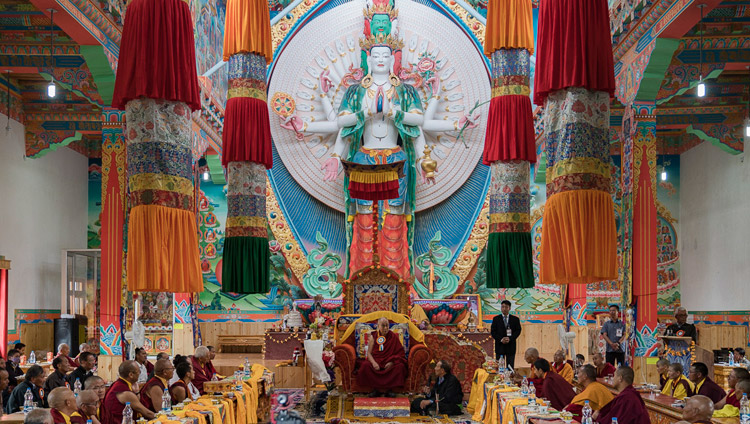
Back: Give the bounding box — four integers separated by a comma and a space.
354, 321, 410, 358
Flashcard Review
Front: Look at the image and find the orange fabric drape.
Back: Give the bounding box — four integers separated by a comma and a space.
539, 190, 617, 284
126, 205, 202, 292
223, 0, 272, 62
484, 0, 535, 56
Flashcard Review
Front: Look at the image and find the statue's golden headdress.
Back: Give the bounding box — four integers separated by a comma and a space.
359, 32, 404, 52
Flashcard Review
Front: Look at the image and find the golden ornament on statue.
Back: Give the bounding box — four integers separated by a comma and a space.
420, 145, 437, 179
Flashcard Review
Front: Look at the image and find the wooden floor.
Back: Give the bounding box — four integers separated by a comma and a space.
213, 353, 283, 376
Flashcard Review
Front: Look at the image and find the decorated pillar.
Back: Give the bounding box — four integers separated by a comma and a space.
220, 0, 273, 294
535, 0, 617, 286
482, 0, 536, 288
111, 0, 202, 293
621, 103, 659, 356
0, 257, 10, 359
99, 109, 126, 356
565, 284, 588, 326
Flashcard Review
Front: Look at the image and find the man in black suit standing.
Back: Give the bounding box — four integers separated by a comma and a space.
491, 300, 522, 368
411, 360, 463, 416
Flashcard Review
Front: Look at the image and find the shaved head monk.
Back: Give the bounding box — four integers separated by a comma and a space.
716, 367, 750, 409
357, 317, 407, 397
662, 362, 694, 400
49, 387, 86, 424
592, 352, 615, 378
533, 358, 575, 411
677, 395, 714, 423
551, 349, 574, 383
514, 348, 544, 389
563, 365, 613, 417
595, 366, 650, 424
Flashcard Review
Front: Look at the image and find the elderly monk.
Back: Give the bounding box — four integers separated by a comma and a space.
76, 390, 101, 424
190, 346, 215, 394
689, 362, 725, 404
102, 361, 155, 424
48, 387, 86, 424
564, 365, 613, 420
357, 317, 408, 397
84, 376, 106, 421
657, 358, 670, 389
514, 348, 545, 389
662, 362, 694, 399
533, 358, 575, 411
56, 344, 78, 370
676, 395, 714, 424
592, 353, 616, 379
552, 349, 574, 383
716, 367, 750, 409
595, 366, 650, 424
139, 359, 175, 412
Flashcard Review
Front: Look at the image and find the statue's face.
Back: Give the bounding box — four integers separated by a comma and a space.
369, 46, 393, 75
370, 14, 391, 36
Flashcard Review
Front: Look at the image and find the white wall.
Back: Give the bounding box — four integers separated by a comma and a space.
0, 113, 88, 328
680, 141, 750, 311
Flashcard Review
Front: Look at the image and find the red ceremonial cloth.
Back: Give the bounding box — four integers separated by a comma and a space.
483, 95, 536, 165
102, 378, 135, 424
112, 0, 200, 111
356, 330, 407, 390
596, 362, 616, 378
596, 385, 650, 424
533, 0, 615, 106
139, 376, 166, 412
222, 97, 273, 168
540, 371, 575, 411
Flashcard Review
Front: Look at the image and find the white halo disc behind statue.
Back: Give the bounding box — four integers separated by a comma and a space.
268, 0, 490, 213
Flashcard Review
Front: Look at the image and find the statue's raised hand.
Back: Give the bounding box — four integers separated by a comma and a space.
281, 115, 305, 140
321, 156, 341, 181
426, 75, 440, 98
459, 110, 481, 130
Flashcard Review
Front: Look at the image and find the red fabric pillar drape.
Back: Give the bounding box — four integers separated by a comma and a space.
0, 266, 8, 359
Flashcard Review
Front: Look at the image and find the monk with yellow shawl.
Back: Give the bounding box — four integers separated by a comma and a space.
563, 365, 613, 421
551, 349, 574, 383
662, 363, 694, 400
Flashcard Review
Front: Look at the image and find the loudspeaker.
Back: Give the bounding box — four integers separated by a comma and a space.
54, 318, 83, 357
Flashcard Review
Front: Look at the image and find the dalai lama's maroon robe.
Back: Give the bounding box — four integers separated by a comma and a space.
596, 362, 616, 378
596, 385, 650, 424
356, 330, 407, 390
540, 371, 575, 411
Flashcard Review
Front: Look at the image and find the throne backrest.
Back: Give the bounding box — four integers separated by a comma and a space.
344, 267, 411, 315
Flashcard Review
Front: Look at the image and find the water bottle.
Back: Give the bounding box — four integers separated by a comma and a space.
234, 371, 242, 391
740, 393, 750, 424
582, 400, 593, 424
87, 420, 92, 424
521, 376, 529, 396
29, 351, 36, 364
123, 402, 133, 424
528, 382, 536, 406
23, 388, 33, 414
161, 388, 171, 414
612, 419, 618, 424
244, 357, 251, 376
730, 353, 736, 366
74, 378, 82, 397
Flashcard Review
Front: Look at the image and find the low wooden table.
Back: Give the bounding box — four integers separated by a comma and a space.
1, 412, 28, 424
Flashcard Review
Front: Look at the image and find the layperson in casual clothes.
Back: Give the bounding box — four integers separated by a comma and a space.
716, 367, 750, 409
45, 357, 72, 403
594, 366, 650, 424
7, 365, 46, 412
357, 317, 408, 397
411, 360, 463, 416
533, 358, 575, 411
66, 352, 96, 388
139, 359, 175, 413
48, 387, 86, 424
6, 349, 24, 387
592, 352, 616, 378
14, 344, 25, 356
564, 365, 613, 419
600, 305, 627, 365
134, 348, 153, 384
101, 361, 154, 424
689, 362, 725, 404
662, 362, 694, 400
676, 395, 714, 424
76, 390, 101, 424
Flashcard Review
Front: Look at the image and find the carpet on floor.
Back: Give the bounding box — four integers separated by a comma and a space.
323, 395, 474, 424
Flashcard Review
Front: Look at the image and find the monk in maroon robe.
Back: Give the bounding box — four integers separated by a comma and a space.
689, 362, 726, 404
595, 366, 649, 424
716, 368, 749, 409
514, 348, 546, 393
356, 317, 407, 396
533, 358, 575, 411
593, 353, 616, 378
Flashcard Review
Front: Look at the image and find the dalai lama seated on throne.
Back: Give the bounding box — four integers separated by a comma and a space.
357, 317, 407, 397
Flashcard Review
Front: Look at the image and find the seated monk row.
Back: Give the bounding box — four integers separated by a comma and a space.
48, 387, 101, 424
357, 317, 408, 397
716, 367, 750, 409
594, 366, 650, 424
563, 365, 613, 419
662, 363, 694, 400
102, 361, 156, 424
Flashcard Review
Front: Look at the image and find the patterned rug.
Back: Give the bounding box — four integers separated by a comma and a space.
323, 395, 474, 424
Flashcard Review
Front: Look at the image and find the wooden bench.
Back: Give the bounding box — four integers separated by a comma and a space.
217, 334, 265, 353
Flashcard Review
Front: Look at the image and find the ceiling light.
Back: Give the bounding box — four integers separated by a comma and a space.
47, 81, 56, 98
202, 170, 210, 181
661, 170, 667, 181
